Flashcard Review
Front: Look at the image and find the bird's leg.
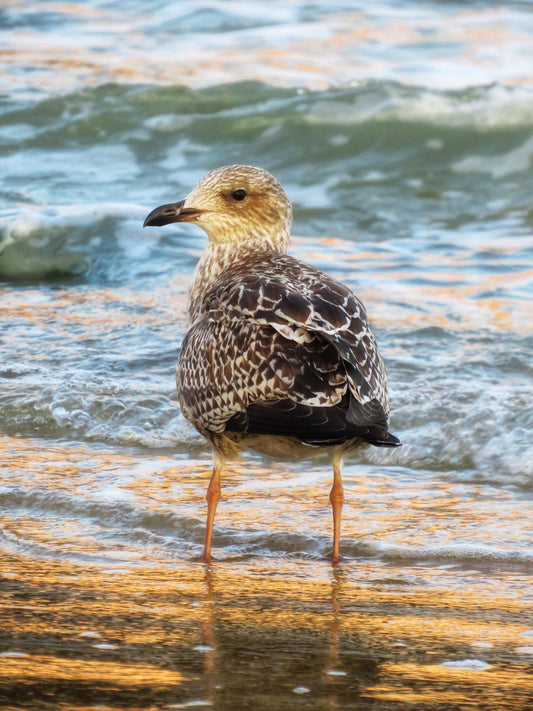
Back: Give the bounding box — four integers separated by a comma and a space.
200, 451, 225, 564
329, 454, 345, 563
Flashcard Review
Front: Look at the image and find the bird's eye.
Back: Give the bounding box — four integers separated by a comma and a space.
232, 189, 246, 201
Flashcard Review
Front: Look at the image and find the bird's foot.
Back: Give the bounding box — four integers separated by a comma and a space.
324, 551, 348, 566
192, 552, 216, 565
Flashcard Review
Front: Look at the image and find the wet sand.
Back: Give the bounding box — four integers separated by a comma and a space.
1, 552, 532, 710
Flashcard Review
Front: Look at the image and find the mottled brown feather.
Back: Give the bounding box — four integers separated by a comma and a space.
177, 251, 390, 438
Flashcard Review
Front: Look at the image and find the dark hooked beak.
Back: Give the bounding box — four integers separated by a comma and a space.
143, 200, 204, 227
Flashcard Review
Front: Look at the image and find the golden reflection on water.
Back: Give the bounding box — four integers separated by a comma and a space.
1, 551, 532, 709
297, 237, 532, 335
364, 661, 533, 707
0, 282, 188, 334
4, 3, 533, 92
2, 428, 531, 709
1, 432, 529, 569
0, 655, 184, 688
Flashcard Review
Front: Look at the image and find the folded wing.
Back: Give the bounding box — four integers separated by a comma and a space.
177, 254, 398, 446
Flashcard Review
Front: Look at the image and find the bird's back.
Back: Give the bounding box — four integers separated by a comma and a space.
177, 251, 399, 449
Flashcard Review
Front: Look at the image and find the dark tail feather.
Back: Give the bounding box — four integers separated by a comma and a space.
226, 400, 401, 448
362, 425, 401, 447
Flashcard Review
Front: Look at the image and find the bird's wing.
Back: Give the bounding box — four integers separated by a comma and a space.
177, 313, 348, 436
201, 256, 390, 428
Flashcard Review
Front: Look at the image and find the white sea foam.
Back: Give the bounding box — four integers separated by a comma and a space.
454, 136, 533, 177
0, 202, 145, 243
305, 83, 533, 128
363, 540, 533, 567
441, 659, 491, 671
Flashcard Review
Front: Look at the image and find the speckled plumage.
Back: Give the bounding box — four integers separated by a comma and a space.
144, 164, 400, 562
178, 252, 390, 438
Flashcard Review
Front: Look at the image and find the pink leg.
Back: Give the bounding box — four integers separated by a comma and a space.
329, 458, 344, 563
200, 456, 224, 563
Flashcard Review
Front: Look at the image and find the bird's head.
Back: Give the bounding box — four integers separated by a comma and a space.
144, 165, 292, 247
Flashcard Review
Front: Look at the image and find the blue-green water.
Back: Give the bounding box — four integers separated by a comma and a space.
1, 2, 532, 709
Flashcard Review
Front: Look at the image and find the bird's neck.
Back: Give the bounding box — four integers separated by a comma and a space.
187, 234, 289, 322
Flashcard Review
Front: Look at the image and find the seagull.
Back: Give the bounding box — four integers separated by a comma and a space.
144, 165, 400, 563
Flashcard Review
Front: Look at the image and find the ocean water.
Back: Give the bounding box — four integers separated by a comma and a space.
1, 1, 532, 709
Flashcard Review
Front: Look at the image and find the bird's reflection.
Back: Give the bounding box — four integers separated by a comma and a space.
324, 565, 347, 711
326, 565, 343, 671
199, 568, 219, 687
195, 563, 374, 709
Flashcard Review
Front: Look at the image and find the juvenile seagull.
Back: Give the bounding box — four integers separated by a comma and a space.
144, 165, 400, 563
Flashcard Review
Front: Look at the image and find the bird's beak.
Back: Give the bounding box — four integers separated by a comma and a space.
143, 199, 204, 227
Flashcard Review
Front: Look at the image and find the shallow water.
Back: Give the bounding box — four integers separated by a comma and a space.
1, 1, 533, 709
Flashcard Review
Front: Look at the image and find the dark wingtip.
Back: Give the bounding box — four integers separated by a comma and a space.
364, 427, 402, 447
